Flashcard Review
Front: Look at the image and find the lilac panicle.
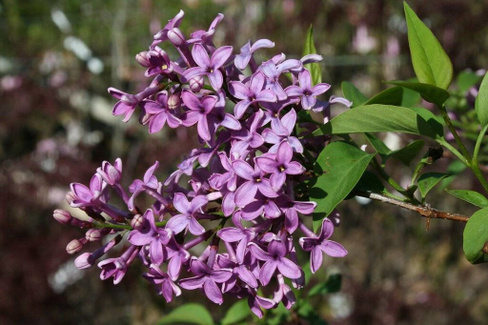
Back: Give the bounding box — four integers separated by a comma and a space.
56, 10, 348, 315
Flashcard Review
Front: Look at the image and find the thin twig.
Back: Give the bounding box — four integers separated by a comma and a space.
356, 192, 470, 223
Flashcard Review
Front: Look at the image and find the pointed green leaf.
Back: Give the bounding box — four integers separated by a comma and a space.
417, 172, 449, 199
401, 86, 422, 107
404, 2, 453, 89
221, 300, 251, 325
408, 106, 444, 136
457, 70, 482, 93
302, 25, 321, 85
445, 189, 488, 208
388, 139, 425, 165
353, 170, 387, 195
341, 81, 368, 108
365, 133, 391, 156
364, 87, 404, 106
475, 72, 488, 126
309, 142, 374, 230
388, 81, 450, 107
158, 304, 214, 325
314, 104, 441, 138
464, 207, 488, 264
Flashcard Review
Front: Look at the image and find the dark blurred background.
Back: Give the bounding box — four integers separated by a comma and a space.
2, 0, 488, 324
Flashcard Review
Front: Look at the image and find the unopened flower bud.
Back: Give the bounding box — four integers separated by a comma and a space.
189, 76, 204, 92
168, 93, 181, 110
135, 51, 150, 67
74, 252, 93, 269
85, 228, 102, 242
167, 27, 186, 46
53, 209, 72, 225
66, 238, 86, 254
130, 213, 145, 231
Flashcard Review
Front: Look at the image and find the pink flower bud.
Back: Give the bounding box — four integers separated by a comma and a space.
189, 76, 204, 92
66, 238, 86, 254
53, 209, 72, 224
135, 51, 150, 67
168, 93, 181, 110
167, 27, 186, 46
130, 214, 145, 231
85, 229, 102, 242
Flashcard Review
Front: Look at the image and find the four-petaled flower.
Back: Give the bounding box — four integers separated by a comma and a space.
140, 91, 182, 133
179, 257, 233, 304
249, 239, 301, 286
166, 193, 208, 235
285, 69, 331, 110
183, 44, 233, 90
256, 141, 305, 190
128, 209, 172, 265
299, 218, 348, 273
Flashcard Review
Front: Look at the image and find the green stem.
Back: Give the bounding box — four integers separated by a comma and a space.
438, 104, 472, 161
473, 124, 488, 162
95, 222, 131, 230
470, 126, 488, 194
436, 137, 470, 166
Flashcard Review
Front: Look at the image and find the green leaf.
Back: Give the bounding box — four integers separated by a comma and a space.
341, 81, 368, 108
401, 86, 422, 107
445, 189, 488, 208
308, 273, 342, 297
457, 70, 482, 93
364, 87, 404, 106
475, 72, 488, 126
309, 142, 374, 230
388, 81, 450, 107
365, 133, 391, 156
463, 207, 488, 264
388, 140, 425, 165
296, 302, 328, 325
158, 304, 214, 325
417, 172, 449, 199
302, 25, 322, 85
315, 104, 441, 139
403, 2, 453, 89
221, 300, 251, 325
408, 106, 444, 136
352, 170, 387, 195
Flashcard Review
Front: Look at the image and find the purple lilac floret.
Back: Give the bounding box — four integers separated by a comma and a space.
54, 10, 349, 318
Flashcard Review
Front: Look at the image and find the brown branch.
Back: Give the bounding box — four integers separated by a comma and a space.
356, 192, 470, 223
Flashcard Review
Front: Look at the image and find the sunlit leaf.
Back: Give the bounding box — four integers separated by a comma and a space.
315, 104, 441, 139
404, 2, 453, 89
309, 142, 374, 231
341, 81, 368, 108
302, 25, 322, 85
446, 189, 488, 208
158, 304, 214, 325
364, 87, 403, 106
388, 80, 450, 107
475, 72, 488, 126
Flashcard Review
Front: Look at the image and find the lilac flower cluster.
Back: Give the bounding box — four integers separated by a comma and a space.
54, 11, 348, 317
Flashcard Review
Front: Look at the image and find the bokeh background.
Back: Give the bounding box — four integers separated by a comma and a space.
3, 0, 488, 324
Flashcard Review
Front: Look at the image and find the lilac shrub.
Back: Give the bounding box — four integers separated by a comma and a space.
53, 10, 347, 317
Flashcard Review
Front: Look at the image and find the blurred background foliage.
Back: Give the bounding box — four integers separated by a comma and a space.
2, 0, 488, 324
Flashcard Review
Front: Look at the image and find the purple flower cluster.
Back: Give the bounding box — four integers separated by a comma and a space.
54, 11, 347, 317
